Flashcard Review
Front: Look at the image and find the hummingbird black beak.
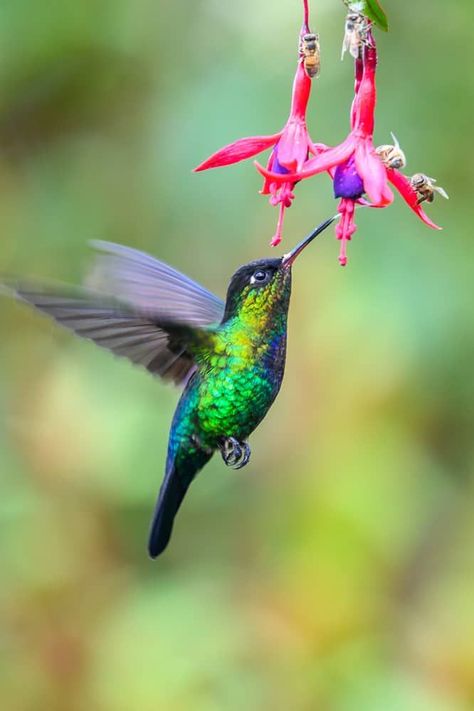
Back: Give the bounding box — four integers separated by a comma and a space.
281, 214, 340, 268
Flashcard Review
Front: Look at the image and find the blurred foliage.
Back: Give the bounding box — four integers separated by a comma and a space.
0, 1, 473, 709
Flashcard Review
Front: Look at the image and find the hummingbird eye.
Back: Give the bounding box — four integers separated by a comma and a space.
250, 269, 269, 285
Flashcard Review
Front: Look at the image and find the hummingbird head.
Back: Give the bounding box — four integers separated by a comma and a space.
222, 215, 337, 323
222, 257, 287, 323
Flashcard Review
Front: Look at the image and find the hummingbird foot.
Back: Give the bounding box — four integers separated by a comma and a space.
219, 437, 251, 470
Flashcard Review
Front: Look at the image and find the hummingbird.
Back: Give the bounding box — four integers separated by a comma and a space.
3, 215, 336, 557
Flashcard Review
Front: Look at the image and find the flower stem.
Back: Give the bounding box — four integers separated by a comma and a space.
302, 0, 310, 34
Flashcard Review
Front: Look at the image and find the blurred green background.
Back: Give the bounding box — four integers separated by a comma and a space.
0, 1, 472, 709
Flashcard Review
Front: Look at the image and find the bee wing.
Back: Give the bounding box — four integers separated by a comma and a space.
434, 185, 449, 199
341, 34, 350, 60
390, 132, 401, 150
349, 37, 361, 60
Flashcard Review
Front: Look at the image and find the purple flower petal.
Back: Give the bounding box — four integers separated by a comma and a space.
271, 144, 290, 175
333, 157, 365, 199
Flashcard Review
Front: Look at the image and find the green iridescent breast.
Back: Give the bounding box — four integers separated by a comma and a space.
194, 307, 288, 445
172, 264, 292, 449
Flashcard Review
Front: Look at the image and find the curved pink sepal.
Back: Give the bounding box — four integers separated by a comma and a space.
194, 133, 281, 172
255, 136, 354, 183
278, 120, 310, 172
387, 169, 442, 230
355, 141, 393, 206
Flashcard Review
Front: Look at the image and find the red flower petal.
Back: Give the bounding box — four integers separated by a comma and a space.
354, 141, 393, 206
255, 135, 355, 183
270, 202, 287, 247
259, 150, 278, 196
335, 198, 357, 267
387, 169, 442, 230
277, 119, 311, 172
288, 61, 312, 121
194, 133, 281, 172
309, 141, 329, 155
353, 66, 376, 137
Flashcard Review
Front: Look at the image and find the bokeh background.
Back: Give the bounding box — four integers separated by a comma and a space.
0, 1, 473, 709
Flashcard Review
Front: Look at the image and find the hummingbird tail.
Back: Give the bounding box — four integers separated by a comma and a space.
148, 446, 213, 559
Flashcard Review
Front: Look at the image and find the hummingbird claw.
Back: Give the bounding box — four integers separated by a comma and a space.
219, 437, 251, 470
234, 440, 251, 469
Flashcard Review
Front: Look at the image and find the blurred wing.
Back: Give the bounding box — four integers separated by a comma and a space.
9, 286, 198, 385
87, 240, 225, 326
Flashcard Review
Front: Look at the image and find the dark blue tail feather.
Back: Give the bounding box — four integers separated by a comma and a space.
148, 447, 213, 558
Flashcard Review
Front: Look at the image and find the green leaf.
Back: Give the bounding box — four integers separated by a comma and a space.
343, 1, 389, 32
365, 0, 389, 31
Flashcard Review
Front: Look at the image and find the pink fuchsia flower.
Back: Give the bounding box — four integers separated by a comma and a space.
256, 37, 441, 265
194, 16, 318, 246
257, 43, 391, 201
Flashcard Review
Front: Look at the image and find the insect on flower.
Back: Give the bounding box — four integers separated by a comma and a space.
257, 44, 393, 208
193, 0, 327, 247
410, 173, 449, 204
376, 133, 407, 170
194, 3, 324, 249
341, 9, 371, 60
256, 34, 445, 265
300, 32, 321, 78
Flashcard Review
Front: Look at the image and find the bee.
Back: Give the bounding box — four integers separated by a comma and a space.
341, 12, 370, 60
410, 173, 449, 205
376, 133, 407, 170
300, 32, 320, 79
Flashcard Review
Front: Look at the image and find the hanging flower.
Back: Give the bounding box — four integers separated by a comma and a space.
256, 35, 442, 265
194, 2, 320, 246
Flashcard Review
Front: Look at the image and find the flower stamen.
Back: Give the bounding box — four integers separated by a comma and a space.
336, 199, 357, 266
